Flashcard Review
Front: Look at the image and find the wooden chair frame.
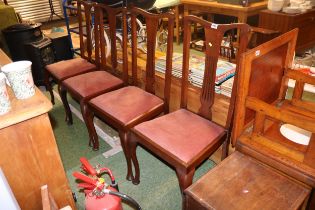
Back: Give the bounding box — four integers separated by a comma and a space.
85, 7, 175, 180
59, 4, 128, 148
129, 15, 250, 193
44, 0, 96, 105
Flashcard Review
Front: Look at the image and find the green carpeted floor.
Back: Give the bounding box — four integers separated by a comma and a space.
46, 93, 216, 210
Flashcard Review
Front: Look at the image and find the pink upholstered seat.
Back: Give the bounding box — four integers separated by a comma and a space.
133, 109, 225, 165
89, 86, 164, 126
62, 71, 123, 98
46, 57, 96, 80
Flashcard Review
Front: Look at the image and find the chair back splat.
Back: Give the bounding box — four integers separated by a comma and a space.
77, 0, 94, 61
181, 16, 250, 128
130, 7, 174, 113
94, 5, 128, 83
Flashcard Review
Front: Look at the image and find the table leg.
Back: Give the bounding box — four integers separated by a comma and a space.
236, 14, 248, 42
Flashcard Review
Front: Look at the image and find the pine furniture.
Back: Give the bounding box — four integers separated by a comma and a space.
0, 49, 75, 210
232, 28, 315, 208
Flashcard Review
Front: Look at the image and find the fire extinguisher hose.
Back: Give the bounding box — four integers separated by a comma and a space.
105, 189, 142, 210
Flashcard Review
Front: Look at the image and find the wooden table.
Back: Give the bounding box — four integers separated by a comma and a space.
175, 0, 268, 44
184, 151, 311, 210
0, 49, 75, 209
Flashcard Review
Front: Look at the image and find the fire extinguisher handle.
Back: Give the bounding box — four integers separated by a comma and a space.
73, 172, 97, 186
80, 157, 97, 176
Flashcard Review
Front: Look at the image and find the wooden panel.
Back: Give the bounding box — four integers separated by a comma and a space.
184, 151, 311, 210
244, 44, 288, 124
0, 114, 75, 210
0, 49, 75, 210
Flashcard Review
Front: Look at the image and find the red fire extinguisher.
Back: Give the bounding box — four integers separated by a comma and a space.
73, 157, 141, 210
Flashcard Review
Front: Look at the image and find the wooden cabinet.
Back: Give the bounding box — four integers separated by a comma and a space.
259, 9, 315, 52
0, 50, 75, 210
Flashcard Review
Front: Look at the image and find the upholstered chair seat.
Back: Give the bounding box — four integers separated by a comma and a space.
62, 71, 123, 98
133, 109, 225, 165
89, 86, 164, 126
46, 57, 96, 81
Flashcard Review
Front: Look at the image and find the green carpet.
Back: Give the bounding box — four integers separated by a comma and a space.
46, 92, 216, 210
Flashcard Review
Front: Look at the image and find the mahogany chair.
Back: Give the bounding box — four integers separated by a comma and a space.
59, 4, 128, 145
44, 0, 97, 105
231, 29, 315, 207
85, 7, 175, 180
128, 15, 250, 192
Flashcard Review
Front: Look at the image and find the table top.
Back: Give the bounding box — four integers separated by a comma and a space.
0, 49, 52, 129
185, 151, 311, 210
181, 0, 268, 11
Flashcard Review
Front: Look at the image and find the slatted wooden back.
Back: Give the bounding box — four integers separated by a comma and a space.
180, 15, 250, 129
94, 4, 128, 83
129, 7, 174, 113
77, 0, 94, 61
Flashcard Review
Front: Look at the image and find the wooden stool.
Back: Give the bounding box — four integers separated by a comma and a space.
184, 151, 311, 210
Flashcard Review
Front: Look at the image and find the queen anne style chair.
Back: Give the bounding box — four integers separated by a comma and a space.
84, 7, 175, 180
44, 0, 97, 105
128, 16, 250, 192
59, 4, 128, 146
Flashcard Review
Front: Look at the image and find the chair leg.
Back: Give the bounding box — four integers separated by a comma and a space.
129, 134, 140, 185
119, 131, 133, 181
221, 132, 230, 160
59, 85, 73, 125
175, 167, 195, 193
44, 71, 54, 104
80, 100, 98, 150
